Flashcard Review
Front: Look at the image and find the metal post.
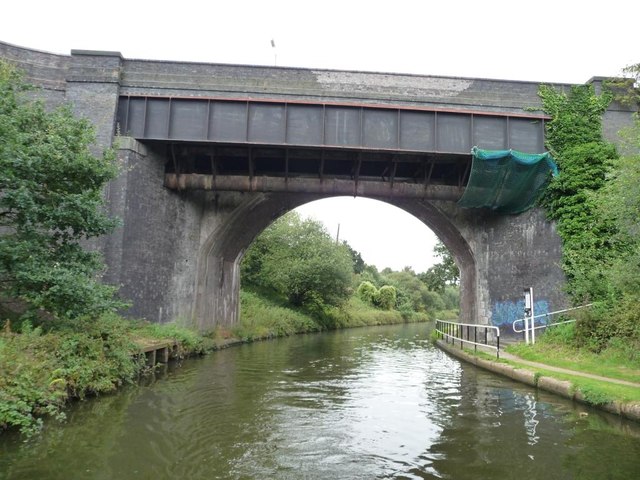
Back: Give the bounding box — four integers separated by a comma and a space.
524, 288, 532, 344
530, 288, 536, 345
474, 327, 477, 353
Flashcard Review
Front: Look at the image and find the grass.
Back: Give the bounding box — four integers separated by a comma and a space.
506, 329, 640, 385
444, 336, 640, 406
527, 366, 640, 404
0, 314, 210, 437
237, 287, 432, 342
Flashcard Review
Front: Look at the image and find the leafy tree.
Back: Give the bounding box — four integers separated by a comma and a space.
419, 241, 459, 292
356, 281, 378, 305
342, 241, 365, 274
595, 122, 640, 299
0, 61, 123, 321
441, 286, 460, 311
383, 269, 429, 312
376, 285, 397, 310
538, 75, 640, 350
605, 63, 640, 110
241, 212, 354, 309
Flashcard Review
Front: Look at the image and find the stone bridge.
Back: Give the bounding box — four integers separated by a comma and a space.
1, 41, 632, 332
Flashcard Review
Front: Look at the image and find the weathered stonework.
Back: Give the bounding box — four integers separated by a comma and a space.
1, 40, 633, 332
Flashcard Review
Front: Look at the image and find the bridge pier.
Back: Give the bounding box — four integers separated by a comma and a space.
105, 139, 565, 332
1, 41, 590, 331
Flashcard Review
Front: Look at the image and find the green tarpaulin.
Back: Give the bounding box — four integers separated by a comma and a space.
457, 147, 558, 214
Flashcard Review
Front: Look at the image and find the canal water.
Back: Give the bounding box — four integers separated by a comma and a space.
1, 323, 639, 479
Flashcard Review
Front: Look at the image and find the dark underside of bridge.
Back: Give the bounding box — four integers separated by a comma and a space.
161, 142, 470, 198
116, 96, 547, 199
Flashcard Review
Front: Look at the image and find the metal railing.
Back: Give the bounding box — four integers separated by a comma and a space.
512, 304, 593, 337
435, 319, 501, 359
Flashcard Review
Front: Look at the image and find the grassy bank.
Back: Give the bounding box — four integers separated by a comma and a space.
0, 314, 211, 437
2, 289, 437, 438
505, 323, 640, 385
441, 341, 640, 415
231, 288, 431, 342
468, 323, 640, 407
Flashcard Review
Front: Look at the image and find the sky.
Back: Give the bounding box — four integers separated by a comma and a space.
3, 0, 638, 272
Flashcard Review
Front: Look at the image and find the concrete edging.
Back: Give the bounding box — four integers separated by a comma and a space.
436, 339, 640, 423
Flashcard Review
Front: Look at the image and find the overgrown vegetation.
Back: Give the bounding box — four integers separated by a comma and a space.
507, 323, 640, 384
0, 61, 124, 323
240, 211, 460, 332
538, 69, 640, 352
0, 315, 209, 437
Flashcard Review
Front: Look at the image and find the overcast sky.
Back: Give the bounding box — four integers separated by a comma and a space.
4, 1, 638, 272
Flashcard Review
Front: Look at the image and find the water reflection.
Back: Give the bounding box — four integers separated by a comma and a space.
1, 323, 639, 479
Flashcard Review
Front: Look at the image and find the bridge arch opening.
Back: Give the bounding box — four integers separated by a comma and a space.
192, 193, 476, 331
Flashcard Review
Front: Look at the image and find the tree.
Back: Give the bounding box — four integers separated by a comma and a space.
605, 63, 640, 111
356, 281, 378, 305
0, 61, 123, 321
419, 241, 459, 293
241, 212, 354, 309
342, 241, 365, 274
376, 285, 397, 310
595, 121, 640, 298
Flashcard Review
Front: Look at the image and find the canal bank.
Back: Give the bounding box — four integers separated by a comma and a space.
3, 322, 640, 480
436, 339, 640, 422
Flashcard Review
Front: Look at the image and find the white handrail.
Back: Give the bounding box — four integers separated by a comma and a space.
512, 304, 593, 333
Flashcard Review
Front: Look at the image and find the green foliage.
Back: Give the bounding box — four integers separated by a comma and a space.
136, 321, 209, 355
359, 264, 383, 286
539, 322, 577, 346
0, 61, 123, 321
539, 84, 612, 150
576, 298, 640, 352
376, 285, 397, 310
604, 63, 640, 111
342, 241, 365, 274
577, 383, 613, 406
0, 314, 208, 437
421, 290, 446, 312
242, 212, 355, 310
538, 83, 622, 303
356, 281, 378, 305
595, 127, 640, 295
239, 288, 410, 339
441, 286, 460, 311
237, 289, 321, 340
418, 241, 459, 293
382, 270, 426, 312
0, 315, 137, 436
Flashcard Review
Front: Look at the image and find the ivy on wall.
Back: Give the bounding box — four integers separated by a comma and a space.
538, 84, 622, 302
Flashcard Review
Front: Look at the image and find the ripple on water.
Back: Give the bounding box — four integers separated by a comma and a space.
1, 324, 640, 480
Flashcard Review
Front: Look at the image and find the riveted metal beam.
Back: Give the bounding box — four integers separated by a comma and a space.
117, 95, 548, 155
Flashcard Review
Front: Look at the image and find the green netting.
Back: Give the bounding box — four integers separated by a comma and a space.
457, 147, 558, 214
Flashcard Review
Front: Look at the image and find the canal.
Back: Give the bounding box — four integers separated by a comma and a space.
1, 323, 639, 479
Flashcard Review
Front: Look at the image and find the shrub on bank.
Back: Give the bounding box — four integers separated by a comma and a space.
0, 314, 207, 437
237, 289, 321, 340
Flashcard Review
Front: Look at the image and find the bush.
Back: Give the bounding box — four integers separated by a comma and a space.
376, 285, 397, 310
238, 289, 320, 340
574, 299, 640, 352
356, 281, 378, 305
0, 314, 208, 436
539, 322, 577, 346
